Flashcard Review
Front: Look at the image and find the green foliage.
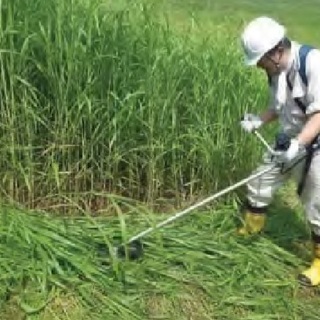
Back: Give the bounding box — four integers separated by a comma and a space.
1, 0, 320, 319
1, 201, 320, 319
0, 0, 267, 207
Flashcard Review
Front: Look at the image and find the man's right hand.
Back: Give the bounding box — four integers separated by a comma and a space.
240, 113, 263, 133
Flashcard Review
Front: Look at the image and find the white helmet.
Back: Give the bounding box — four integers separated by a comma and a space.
241, 16, 286, 66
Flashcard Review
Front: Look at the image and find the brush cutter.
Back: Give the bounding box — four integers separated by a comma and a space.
114, 130, 288, 260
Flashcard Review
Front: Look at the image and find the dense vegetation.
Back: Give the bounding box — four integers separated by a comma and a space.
0, 0, 267, 211
1, 0, 319, 319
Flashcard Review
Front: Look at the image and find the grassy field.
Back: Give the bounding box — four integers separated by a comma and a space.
0, 0, 268, 209
161, 0, 320, 45
1, 0, 320, 319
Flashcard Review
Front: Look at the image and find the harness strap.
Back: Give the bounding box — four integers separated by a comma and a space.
297, 136, 320, 196
286, 44, 314, 114
298, 44, 313, 86
286, 74, 307, 113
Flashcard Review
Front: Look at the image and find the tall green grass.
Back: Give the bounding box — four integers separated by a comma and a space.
0, 0, 268, 210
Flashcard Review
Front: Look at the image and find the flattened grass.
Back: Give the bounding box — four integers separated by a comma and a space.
1, 196, 320, 319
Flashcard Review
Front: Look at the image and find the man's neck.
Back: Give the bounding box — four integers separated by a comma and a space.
284, 48, 294, 73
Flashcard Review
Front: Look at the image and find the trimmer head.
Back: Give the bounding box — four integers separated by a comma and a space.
116, 240, 144, 260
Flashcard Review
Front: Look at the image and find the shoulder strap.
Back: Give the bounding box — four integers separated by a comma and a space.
298, 44, 313, 86
286, 44, 313, 114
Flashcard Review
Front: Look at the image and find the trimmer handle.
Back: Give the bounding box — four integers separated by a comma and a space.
274, 133, 291, 151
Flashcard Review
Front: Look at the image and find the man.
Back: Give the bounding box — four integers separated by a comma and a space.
239, 16, 320, 286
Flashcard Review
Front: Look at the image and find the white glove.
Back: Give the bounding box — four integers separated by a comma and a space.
276, 138, 305, 163
240, 113, 263, 133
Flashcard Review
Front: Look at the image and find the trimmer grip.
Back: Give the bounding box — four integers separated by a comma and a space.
274, 133, 291, 151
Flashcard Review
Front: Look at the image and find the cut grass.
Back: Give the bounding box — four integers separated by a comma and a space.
1, 190, 320, 319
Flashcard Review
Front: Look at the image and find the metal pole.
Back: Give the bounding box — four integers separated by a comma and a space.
126, 164, 276, 244
253, 130, 278, 156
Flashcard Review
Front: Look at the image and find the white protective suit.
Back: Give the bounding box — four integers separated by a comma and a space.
247, 41, 320, 236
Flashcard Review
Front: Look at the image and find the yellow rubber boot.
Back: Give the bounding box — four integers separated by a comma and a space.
237, 211, 266, 236
298, 244, 320, 287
